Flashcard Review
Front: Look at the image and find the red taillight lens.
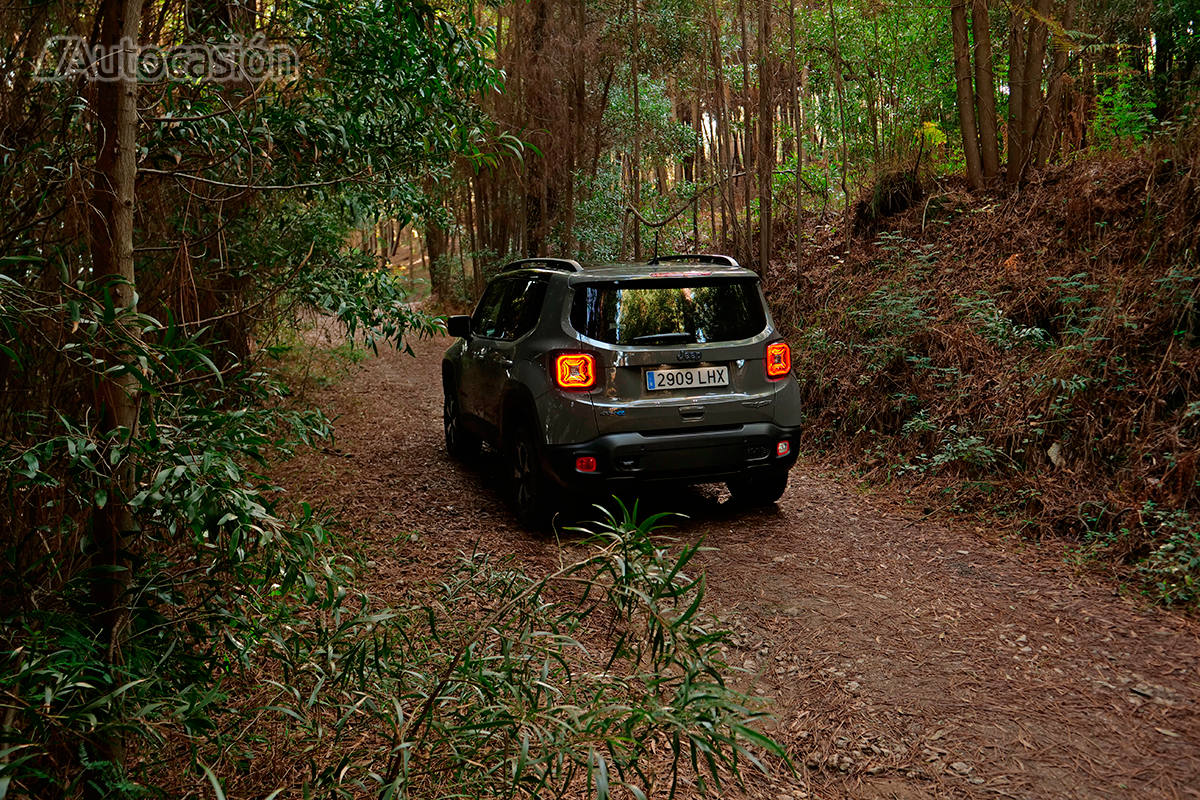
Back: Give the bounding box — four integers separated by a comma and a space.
765, 341, 791, 379
575, 456, 597, 473
555, 353, 596, 390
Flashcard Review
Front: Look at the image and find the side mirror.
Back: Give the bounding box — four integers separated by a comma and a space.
446, 315, 472, 339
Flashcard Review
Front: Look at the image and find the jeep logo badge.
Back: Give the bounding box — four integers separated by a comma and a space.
677, 350, 701, 362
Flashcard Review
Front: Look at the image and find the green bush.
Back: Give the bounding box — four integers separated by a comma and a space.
0, 482, 780, 796
1093, 68, 1158, 147
1137, 502, 1200, 607
0, 253, 433, 796
955, 294, 1051, 350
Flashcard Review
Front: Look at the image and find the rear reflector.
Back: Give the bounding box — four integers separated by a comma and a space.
555, 353, 596, 389
765, 341, 791, 379
777, 441, 791, 457
575, 456, 598, 473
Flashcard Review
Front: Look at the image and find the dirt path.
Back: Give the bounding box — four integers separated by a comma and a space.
278, 335, 1200, 800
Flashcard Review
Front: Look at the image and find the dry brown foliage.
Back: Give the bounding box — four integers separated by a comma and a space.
764, 134, 1200, 602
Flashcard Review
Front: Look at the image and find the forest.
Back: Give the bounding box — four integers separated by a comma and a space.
1, 0, 1199, 797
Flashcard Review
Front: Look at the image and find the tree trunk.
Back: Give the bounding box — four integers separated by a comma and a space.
425, 225, 452, 299
523, 0, 549, 256
1006, 6, 1027, 182
951, 0, 984, 189
465, 190, 478, 290
1036, 0, 1076, 166
1152, 7, 1176, 119
738, 0, 753, 266
826, 0, 850, 213
563, 0, 584, 254
89, 0, 143, 653
631, 0, 642, 260
971, 0, 1000, 178
790, 0, 803, 258
757, 0, 772, 273
1015, 0, 1051, 182
709, 4, 733, 252
87, 0, 144, 781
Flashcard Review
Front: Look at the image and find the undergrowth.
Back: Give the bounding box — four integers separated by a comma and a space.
3, 352, 779, 800
767, 134, 1200, 609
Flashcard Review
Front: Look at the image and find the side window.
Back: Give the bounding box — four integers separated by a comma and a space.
494, 277, 548, 341
471, 280, 509, 339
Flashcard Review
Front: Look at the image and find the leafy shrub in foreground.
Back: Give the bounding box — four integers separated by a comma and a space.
1, 477, 780, 797
1137, 502, 1200, 606
0, 258, 428, 797
365, 501, 780, 799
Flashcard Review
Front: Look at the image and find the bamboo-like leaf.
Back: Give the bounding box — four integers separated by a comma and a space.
200, 764, 227, 800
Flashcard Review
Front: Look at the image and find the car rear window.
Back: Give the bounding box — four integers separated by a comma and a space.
570, 279, 766, 345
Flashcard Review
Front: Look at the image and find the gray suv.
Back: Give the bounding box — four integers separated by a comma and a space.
442, 255, 803, 527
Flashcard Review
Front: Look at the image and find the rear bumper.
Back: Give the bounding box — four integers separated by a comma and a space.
542, 422, 801, 492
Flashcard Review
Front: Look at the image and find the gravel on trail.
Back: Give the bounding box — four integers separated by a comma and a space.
276, 334, 1200, 800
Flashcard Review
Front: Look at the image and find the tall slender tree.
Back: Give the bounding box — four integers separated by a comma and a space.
790, 0, 803, 249
1008, 0, 1052, 182
972, 0, 1001, 178
631, 0, 643, 260
1037, 0, 1076, 166
86, 0, 144, 779
1006, 5, 1027, 182
757, 0, 773, 271
951, 0, 984, 188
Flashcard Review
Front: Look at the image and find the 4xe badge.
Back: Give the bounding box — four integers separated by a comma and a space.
677, 350, 702, 362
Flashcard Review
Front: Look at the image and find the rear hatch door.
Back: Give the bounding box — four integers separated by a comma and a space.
568, 274, 778, 435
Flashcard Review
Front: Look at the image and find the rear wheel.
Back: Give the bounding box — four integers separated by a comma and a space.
507, 423, 552, 529
727, 469, 789, 507
443, 382, 479, 460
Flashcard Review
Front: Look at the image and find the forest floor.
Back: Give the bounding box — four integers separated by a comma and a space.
275, 333, 1200, 800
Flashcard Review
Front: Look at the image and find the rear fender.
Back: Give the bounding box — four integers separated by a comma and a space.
500, 385, 540, 448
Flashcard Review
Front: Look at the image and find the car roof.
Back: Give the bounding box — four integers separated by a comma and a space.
567, 262, 757, 283
492, 261, 753, 283
493, 256, 758, 284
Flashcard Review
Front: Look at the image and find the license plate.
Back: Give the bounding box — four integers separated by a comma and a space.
646, 365, 729, 391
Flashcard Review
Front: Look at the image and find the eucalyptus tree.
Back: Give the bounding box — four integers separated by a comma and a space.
1, 0, 499, 792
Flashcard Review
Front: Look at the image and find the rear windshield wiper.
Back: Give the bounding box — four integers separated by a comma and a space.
629, 332, 697, 345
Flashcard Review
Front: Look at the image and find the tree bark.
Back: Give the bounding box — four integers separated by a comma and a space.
971, 0, 1000, 178
1015, 0, 1051, 181
89, 0, 143, 640
1036, 0, 1076, 166
425, 218, 453, 300
709, 3, 732, 252
1152, 7, 1176, 119
631, 0, 642, 260
951, 0, 984, 189
738, 0, 754, 266
522, 0, 549, 256
1006, 6, 1027, 182
790, 0, 803, 263
756, 0, 772, 273
87, 0, 144, 780
827, 0, 850, 213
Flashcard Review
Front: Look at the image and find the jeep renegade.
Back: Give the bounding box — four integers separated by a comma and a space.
441, 254, 803, 527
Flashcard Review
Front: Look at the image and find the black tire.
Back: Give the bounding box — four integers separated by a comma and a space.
443, 382, 479, 460
507, 423, 552, 529
727, 469, 789, 507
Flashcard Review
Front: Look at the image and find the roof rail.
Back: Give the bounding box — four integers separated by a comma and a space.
501, 257, 584, 273
649, 253, 740, 267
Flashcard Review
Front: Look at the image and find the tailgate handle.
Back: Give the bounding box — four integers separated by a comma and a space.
679, 406, 705, 421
